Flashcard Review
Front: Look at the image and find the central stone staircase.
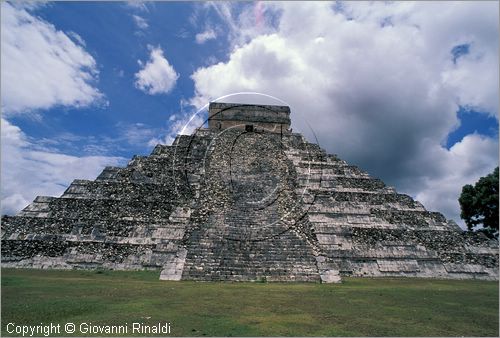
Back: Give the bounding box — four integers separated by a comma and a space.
180, 130, 323, 282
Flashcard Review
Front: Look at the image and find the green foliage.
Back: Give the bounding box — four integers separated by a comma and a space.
1, 269, 499, 337
459, 167, 499, 239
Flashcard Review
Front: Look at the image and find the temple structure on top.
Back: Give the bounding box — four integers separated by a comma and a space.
1, 102, 498, 282
208, 102, 291, 133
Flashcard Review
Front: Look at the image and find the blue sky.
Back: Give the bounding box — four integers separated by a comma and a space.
6, 1, 219, 157
446, 107, 498, 149
1, 1, 499, 228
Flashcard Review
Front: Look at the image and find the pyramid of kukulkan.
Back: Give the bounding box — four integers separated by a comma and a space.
2, 103, 498, 282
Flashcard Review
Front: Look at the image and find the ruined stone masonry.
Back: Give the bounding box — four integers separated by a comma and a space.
1, 103, 498, 282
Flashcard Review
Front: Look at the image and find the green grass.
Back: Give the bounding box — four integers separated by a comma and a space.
1, 268, 498, 337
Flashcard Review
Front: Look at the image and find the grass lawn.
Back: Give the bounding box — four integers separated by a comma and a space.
1, 268, 498, 337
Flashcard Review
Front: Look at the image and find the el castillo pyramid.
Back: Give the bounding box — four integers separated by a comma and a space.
1, 102, 498, 282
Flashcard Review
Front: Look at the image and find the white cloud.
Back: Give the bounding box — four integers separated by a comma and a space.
147, 99, 206, 146
0, 3, 121, 215
1, 2, 104, 115
202, 2, 278, 48
189, 1, 499, 227
132, 14, 149, 30
195, 28, 217, 44
442, 48, 498, 117
1, 118, 126, 215
67, 31, 86, 46
134, 46, 179, 95
161, 112, 205, 146
126, 1, 149, 12
10, 1, 48, 11
118, 122, 159, 147
413, 134, 498, 226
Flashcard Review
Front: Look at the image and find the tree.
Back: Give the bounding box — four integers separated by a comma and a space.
459, 167, 499, 239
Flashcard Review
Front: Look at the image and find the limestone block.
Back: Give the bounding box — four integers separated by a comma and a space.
416, 260, 448, 277
319, 270, 342, 283
350, 261, 381, 276
62, 182, 91, 198
154, 242, 181, 253
160, 248, 187, 281
168, 207, 192, 222
66, 253, 104, 264
444, 263, 488, 274
465, 246, 498, 254
347, 214, 372, 224
151, 227, 185, 240
316, 234, 352, 250
21, 203, 49, 212
377, 259, 420, 272
22, 256, 72, 270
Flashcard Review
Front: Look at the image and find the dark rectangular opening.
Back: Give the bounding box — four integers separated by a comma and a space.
245, 124, 254, 132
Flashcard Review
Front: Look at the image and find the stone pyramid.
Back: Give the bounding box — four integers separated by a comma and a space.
1, 102, 498, 282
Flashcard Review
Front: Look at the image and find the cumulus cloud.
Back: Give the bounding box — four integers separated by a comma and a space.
1, 2, 104, 115
135, 46, 179, 95
0, 3, 120, 215
413, 134, 498, 224
1, 118, 125, 215
189, 1, 499, 227
195, 28, 217, 44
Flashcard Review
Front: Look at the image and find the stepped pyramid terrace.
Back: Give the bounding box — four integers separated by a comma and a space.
1, 102, 498, 282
